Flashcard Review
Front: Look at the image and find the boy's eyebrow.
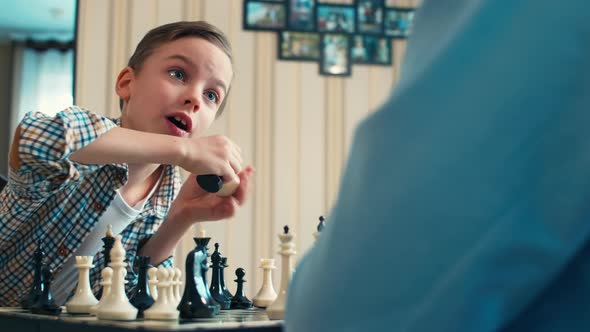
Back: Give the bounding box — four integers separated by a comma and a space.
165, 54, 228, 95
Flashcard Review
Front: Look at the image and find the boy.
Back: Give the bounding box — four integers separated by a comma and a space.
0, 21, 254, 306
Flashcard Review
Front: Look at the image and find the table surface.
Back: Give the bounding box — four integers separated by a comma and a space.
0, 307, 283, 332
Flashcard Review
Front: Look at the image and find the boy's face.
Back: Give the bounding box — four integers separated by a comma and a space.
117, 37, 232, 139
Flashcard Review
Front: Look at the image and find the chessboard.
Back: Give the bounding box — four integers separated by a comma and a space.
0, 306, 282, 332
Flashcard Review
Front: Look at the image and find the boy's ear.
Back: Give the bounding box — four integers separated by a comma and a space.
115, 66, 135, 101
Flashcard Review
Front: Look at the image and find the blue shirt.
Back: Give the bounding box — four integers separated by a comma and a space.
0, 107, 179, 306
285, 0, 590, 331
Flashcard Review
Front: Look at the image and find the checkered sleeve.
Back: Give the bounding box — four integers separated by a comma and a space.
15, 107, 118, 183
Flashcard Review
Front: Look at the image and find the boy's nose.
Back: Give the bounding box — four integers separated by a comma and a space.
183, 98, 200, 112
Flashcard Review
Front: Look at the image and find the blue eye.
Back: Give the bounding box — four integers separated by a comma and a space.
168, 69, 185, 81
205, 91, 218, 103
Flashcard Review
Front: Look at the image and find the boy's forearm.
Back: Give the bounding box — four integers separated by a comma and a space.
137, 214, 192, 266
69, 127, 185, 166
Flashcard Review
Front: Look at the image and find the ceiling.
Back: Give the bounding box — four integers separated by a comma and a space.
0, 0, 77, 41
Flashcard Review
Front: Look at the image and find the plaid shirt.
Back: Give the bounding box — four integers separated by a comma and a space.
0, 107, 181, 306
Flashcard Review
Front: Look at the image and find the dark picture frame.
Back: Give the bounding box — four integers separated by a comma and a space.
320, 33, 351, 76
287, 0, 316, 31
316, 4, 355, 34
243, 0, 287, 31
355, 0, 384, 35
243, 0, 416, 76
384, 7, 415, 38
278, 31, 321, 61
351, 35, 391, 65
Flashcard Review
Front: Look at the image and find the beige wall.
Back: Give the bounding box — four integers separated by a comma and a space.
76, 0, 417, 296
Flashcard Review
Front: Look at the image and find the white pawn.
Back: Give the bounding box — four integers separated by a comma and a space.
144, 267, 179, 320
66, 256, 99, 313
90, 267, 113, 315
166, 267, 178, 305
173, 267, 182, 305
96, 235, 138, 320
253, 258, 277, 308
148, 266, 158, 301
267, 225, 296, 320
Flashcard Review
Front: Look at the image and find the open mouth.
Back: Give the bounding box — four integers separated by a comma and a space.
167, 116, 188, 132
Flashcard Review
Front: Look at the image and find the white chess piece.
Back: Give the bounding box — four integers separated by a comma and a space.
96, 235, 138, 320
90, 266, 113, 315
144, 267, 179, 320
253, 258, 278, 308
166, 267, 178, 305
66, 256, 99, 313
173, 267, 182, 305
267, 226, 296, 320
148, 266, 158, 301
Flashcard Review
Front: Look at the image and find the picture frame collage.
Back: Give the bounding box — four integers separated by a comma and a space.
243, 0, 416, 77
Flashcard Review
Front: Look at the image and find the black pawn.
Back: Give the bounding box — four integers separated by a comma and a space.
230, 268, 253, 309
21, 243, 46, 309
317, 216, 326, 232
209, 243, 231, 309
129, 256, 155, 316
31, 266, 62, 315
220, 257, 233, 300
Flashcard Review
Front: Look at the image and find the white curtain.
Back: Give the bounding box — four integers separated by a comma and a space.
10, 44, 74, 135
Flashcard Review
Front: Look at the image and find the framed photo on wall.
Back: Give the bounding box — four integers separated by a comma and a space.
320, 33, 351, 76
351, 35, 391, 65
384, 7, 415, 38
278, 31, 321, 61
287, 0, 316, 31
243, 0, 287, 31
355, 0, 384, 35
316, 4, 355, 34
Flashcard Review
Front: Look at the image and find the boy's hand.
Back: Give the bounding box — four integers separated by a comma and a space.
168, 166, 255, 225
179, 135, 243, 184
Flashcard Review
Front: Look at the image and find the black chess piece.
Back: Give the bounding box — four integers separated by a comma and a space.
31, 266, 62, 315
178, 237, 220, 318
197, 237, 220, 310
21, 243, 46, 309
129, 256, 155, 316
209, 243, 231, 309
230, 268, 253, 309
102, 231, 116, 269
220, 257, 233, 300
317, 216, 326, 232
96, 230, 115, 299
196, 174, 223, 193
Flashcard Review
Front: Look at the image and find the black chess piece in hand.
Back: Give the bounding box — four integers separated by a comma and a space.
31, 266, 62, 315
230, 268, 253, 309
196, 174, 223, 193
